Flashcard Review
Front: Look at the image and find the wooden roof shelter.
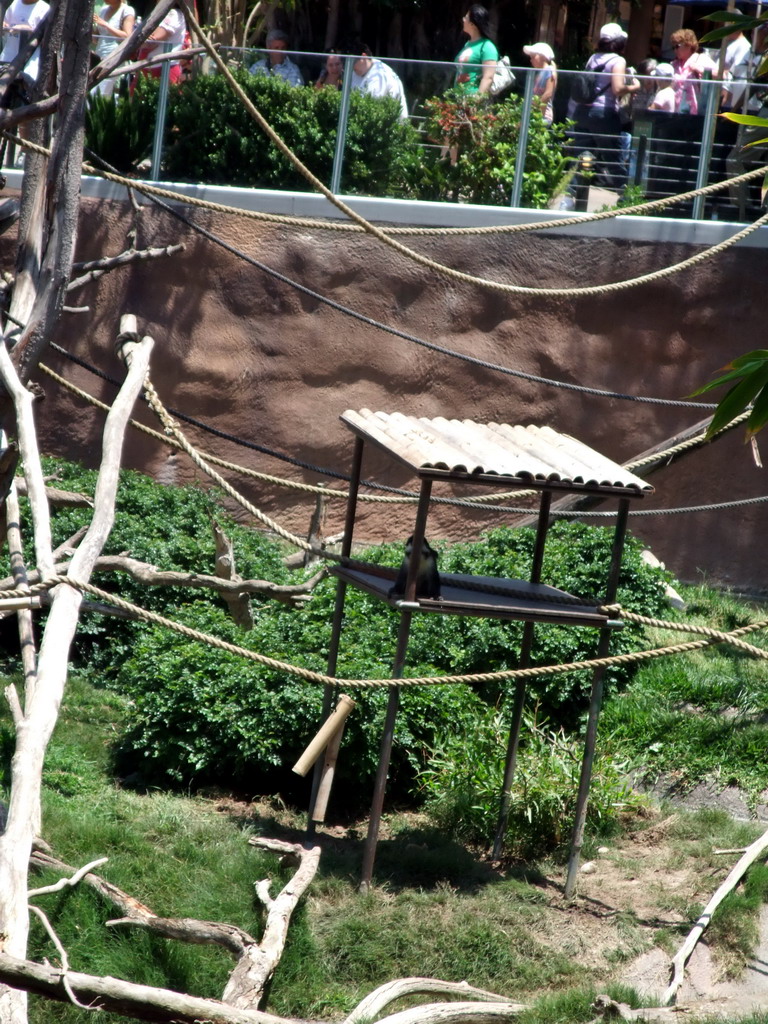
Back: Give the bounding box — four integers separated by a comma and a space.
310, 411, 654, 895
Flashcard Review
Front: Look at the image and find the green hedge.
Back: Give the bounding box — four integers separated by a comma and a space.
85, 74, 571, 207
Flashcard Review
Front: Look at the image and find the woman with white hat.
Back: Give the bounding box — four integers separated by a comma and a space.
523, 41, 557, 124
571, 22, 639, 189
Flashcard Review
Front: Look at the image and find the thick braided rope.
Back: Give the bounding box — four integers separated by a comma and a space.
141, 376, 319, 556
81, 159, 768, 235
13, 576, 768, 686
625, 411, 751, 471
43, 363, 766, 521
173, 3, 768, 300
76, 147, 768, 237
610, 606, 768, 658
8, 126, 758, 239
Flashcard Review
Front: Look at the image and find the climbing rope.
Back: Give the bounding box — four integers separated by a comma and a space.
40, 361, 763, 520
6, 575, 768, 687
54, 188, 723, 411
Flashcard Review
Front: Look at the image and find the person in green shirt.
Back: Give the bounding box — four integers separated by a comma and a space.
454, 4, 498, 95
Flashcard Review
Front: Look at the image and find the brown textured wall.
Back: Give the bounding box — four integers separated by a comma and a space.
25, 194, 767, 591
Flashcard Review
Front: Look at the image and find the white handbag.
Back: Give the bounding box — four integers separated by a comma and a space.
490, 55, 515, 97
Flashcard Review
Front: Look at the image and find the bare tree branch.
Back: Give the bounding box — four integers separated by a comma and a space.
214, 519, 254, 628
0, 953, 300, 1024
345, 979, 517, 1024
67, 244, 185, 293
28, 857, 108, 898
27, 906, 95, 1010
663, 824, 768, 1004
223, 840, 321, 1009
12, 477, 93, 507
0, 325, 153, 1023
58, 555, 327, 609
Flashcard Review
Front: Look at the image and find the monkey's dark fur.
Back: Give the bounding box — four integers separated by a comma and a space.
388, 535, 441, 599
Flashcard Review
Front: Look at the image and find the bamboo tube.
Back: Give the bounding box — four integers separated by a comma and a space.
292, 694, 356, 777
310, 721, 347, 823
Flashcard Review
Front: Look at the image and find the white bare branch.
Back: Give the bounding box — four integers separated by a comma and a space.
375, 1001, 527, 1024
0, 952, 299, 1024
0, 343, 54, 578
0, 325, 153, 1024
28, 857, 108, 898
345, 979, 515, 1024
663, 824, 768, 1004
27, 906, 95, 1010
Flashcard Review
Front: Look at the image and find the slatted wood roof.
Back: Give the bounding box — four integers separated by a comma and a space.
341, 409, 653, 495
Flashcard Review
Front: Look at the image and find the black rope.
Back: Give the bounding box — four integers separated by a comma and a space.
81, 149, 717, 412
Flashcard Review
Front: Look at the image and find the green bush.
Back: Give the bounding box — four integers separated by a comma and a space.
162, 71, 420, 196
84, 73, 570, 207
85, 76, 159, 173
22, 460, 670, 801
112, 520, 669, 796
413, 88, 570, 207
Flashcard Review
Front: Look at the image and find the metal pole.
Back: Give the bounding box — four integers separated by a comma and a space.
564, 498, 631, 899
150, 44, 172, 182
692, 73, 719, 221
360, 478, 433, 890
510, 67, 536, 209
307, 436, 364, 831
330, 56, 354, 194
491, 489, 552, 859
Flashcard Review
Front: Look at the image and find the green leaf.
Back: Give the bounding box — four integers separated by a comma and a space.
746, 382, 768, 437
721, 114, 768, 128
705, 362, 768, 439
691, 352, 768, 398
701, 10, 765, 24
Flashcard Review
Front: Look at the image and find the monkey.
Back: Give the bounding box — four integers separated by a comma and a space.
388, 535, 441, 600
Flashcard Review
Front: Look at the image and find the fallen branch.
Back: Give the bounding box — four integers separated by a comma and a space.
663, 823, 768, 1004
345, 979, 519, 1024
223, 840, 321, 1008
0, 952, 295, 1024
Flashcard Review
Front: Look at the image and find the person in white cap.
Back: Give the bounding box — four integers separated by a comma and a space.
649, 62, 675, 112
570, 22, 639, 189
523, 41, 557, 124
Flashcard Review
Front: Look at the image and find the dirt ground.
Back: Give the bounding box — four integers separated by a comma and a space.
238, 793, 768, 1020
540, 813, 768, 1019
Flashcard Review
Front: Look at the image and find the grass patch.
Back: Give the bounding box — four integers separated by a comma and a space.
602, 585, 768, 803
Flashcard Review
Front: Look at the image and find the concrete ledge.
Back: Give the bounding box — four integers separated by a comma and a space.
3, 166, 765, 248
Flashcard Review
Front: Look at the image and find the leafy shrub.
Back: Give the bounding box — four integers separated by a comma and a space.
84, 73, 569, 207
115, 598, 485, 797
421, 711, 642, 859
22, 460, 670, 802
85, 76, 159, 173
112, 521, 668, 796
162, 71, 420, 196
414, 88, 570, 207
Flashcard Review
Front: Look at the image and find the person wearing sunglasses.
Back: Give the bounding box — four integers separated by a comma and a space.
669, 29, 718, 114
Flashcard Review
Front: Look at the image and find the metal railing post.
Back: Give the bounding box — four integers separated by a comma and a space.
692, 72, 719, 220
150, 43, 172, 182
330, 56, 354, 194
510, 67, 535, 209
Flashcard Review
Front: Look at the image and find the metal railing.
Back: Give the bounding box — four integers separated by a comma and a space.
120, 47, 768, 223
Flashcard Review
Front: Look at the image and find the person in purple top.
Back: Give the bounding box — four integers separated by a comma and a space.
570, 22, 639, 190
